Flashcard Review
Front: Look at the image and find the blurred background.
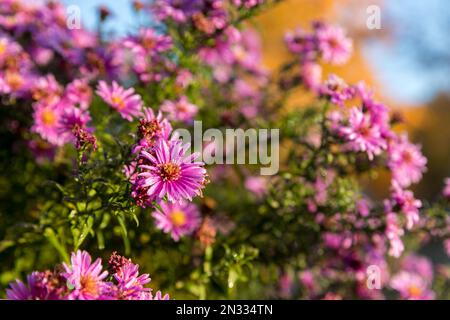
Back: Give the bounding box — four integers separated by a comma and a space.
58, 0, 450, 200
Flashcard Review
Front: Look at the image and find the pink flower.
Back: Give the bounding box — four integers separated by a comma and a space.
136, 138, 208, 203
319, 74, 353, 106
340, 107, 387, 160
31, 100, 65, 146
124, 27, 172, 57
96, 81, 143, 121
62, 250, 109, 300
31, 74, 62, 104
112, 261, 151, 300
152, 201, 201, 241
65, 78, 92, 110
6, 271, 66, 300
316, 23, 353, 65
385, 209, 404, 258
391, 185, 422, 230
244, 176, 268, 198
300, 62, 322, 92
59, 106, 92, 143
388, 134, 427, 188
401, 254, 433, 282
161, 96, 198, 123
133, 108, 172, 154
390, 271, 434, 300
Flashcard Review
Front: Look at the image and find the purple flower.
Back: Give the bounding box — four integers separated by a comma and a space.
384, 209, 404, 258
6, 271, 66, 300
390, 271, 434, 300
65, 78, 92, 110
340, 107, 387, 160
401, 254, 433, 282
391, 185, 422, 230
161, 96, 198, 123
316, 23, 353, 65
62, 250, 109, 300
113, 261, 152, 300
388, 134, 427, 188
133, 108, 173, 154
284, 27, 316, 59
152, 201, 201, 241
31, 100, 65, 146
124, 27, 172, 57
96, 81, 143, 121
319, 74, 353, 106
300, 62, 322, 92
137, 138, 208, 203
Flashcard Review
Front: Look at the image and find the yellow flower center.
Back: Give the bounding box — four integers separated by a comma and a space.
0, 42, 6, 55
41, 109, 56, 125
6, 71, 23, 90
159, 162, 181, 181
80, 275, 99, 297
111, 95, 125, 109
170, 210, 187, 227
408, 285, 422, 298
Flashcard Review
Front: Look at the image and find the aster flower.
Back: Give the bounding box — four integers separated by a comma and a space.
65, 78, 92, 110
391, 185, 422, 230
390, 271, 434, 300
319, 74, 353, 107
7, 271, 67, 300
388, 134, 427, 188
31, 100, 65, 146
62, 250, 109, 300
133, 107, 173, 154
385, 210, 404, 258
315, 23, 353, 65
96, 81, 143, 121
31, 74, 62, 104
284, 27, 316, 58
59, 106, 92, 144
152, 201, 201, 241
112, 260, 152, 300
160, 96, 198, 123
340, 107, 387, 160
124, 27, 172, 57
401, 254, 433, 282
300, 62, 322, 92
137, 138, 208, 203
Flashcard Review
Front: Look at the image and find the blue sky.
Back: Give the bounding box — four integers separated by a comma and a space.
62, 0, 449, 105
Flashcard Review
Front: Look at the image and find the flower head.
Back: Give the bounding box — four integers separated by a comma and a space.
388, 134, 427, 188
340, 107, 387, 160
316, 23, 353, 65
6, 271, 66, 300
390, 271, 434, 300
137, 138, 208, 203
31, 100, 65, 146
133, 108, 172, 154
152, 201, 201, 241
96, 81, 143, 121
62, 250, 109, 300
161, 96, 198, 123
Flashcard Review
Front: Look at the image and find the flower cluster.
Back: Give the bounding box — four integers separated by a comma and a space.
6, 251, 169, 300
